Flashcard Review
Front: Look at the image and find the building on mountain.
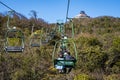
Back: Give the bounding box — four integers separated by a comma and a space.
74, 11, 90, 18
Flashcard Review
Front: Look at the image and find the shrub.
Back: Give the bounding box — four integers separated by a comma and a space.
74, 74, 95, 80
104, 74, 120, 80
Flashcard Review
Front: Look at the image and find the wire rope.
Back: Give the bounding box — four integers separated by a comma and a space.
0, 1, 15, 12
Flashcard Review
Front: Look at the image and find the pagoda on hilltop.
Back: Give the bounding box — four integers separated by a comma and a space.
74, 11, 90, 18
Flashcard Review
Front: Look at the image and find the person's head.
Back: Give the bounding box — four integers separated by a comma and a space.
58, 52, 63, 58
63, 36, 67, 40
64, 51, 70, 57
59, 54, 63, 58
64, 52, 68, 56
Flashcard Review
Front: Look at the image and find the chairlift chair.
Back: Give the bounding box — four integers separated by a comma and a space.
52, 37, 77, 69
30, 33, 41, 47
4, 29, 24, 52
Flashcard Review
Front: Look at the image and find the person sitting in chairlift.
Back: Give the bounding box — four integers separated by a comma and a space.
64, 52, 75, 60
55, 51, 64, 73
63, 51, 75, 73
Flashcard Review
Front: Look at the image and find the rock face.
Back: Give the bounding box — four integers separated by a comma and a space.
74, 11, 90, 18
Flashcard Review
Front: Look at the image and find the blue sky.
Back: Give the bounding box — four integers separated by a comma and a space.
0, 0, 119, 23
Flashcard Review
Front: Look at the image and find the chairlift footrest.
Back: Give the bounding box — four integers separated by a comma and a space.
5, 46, 24, 52
31, 44, 40, 47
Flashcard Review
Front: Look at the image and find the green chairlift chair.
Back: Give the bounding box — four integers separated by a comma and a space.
5, 28, 24, 52
52, 36, 77, 70
30, 33, 41, 47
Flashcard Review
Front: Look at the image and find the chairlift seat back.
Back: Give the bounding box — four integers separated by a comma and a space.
54, 59, 76, 68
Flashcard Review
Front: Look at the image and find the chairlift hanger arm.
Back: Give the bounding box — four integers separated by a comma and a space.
66, 0, 70, 23
31, 24, 35, 34
65, 0, 76, 22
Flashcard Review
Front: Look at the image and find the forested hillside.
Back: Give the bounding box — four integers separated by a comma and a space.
0, 12, 120, 80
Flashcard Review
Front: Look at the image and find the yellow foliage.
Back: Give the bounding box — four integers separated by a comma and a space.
7, 38, 22, 46
49, 66, 57, 72
104, 74, 120, 80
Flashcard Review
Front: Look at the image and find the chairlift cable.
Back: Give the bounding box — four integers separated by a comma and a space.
0, 1, 22, 17
0, 1, 14, 29
0, 1, 20, 30
0, 1, 15, 12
